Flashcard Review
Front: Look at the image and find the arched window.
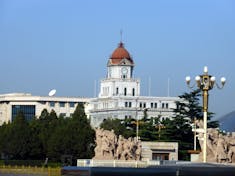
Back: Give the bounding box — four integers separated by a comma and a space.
116, 87, 119, 95
132, 88, 135, 96
124, 88, 127, 96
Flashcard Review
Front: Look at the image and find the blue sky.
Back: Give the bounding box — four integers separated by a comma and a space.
0, 0, 235, 119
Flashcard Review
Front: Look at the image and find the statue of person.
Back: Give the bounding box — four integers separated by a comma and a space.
121, 138, 133, 160
116, 135, 124, 159
100, 130, 118, 159
227, 137, 235, 163
94, 129, 142, 161
215, 134, 228, 163
135, 140, 142, 160
207, 128, 219, 158
94, 128, 103, 158
101, 133, 110, 156
105, 129, 117, 157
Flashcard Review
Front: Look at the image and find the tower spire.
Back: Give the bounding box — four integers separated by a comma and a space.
120, 29, 123, 43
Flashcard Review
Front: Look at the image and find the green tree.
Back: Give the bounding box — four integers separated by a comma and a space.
176, 89, 218, 127
47, 103, 95, 164
0, 122, 11, 159
176, 89, 203, 120
47, 117, 70, 162
160, 116, 194, 160
138, 117, 159, 141
70, 103, 95, 159
100, 118, 135, 138
28, 117, 44, 159
3, 112, 31, 159
38, 109, 59, 159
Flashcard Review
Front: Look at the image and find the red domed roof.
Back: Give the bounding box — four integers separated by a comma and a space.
109, 42, 134, 65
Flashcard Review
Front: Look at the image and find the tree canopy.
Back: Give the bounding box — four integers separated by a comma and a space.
0, 103, 95, 165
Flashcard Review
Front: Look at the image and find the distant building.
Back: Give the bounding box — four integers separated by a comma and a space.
0, 93, 89, 125
86, 42, 180, 127
0, 41, 181, 127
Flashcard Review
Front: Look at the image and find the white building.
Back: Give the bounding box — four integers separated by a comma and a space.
87, 42, 180, 127
0, 93, 89, 125
0, 41, 181, 127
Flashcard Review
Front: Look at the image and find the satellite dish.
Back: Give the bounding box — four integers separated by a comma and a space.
48, 89, 56, 96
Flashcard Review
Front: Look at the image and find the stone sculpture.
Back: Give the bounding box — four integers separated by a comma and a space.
196, 120, 235, 163
93, 128, 142, 160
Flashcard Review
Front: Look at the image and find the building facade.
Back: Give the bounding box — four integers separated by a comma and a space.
0, 42, 181, 127
141, 142, 178, 161
87, 42, 180, 127
0, 93, 89, 125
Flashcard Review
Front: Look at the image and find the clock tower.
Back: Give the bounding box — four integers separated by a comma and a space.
87, 40, 180, 128
99, 42, 140, 98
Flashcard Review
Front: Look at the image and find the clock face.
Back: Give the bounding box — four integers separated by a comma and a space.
121, 67, 128, 74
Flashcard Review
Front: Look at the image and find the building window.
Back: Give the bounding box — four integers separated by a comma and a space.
132, 88, 135, 96
151, 103, 154, 108
124, 88, 127, 96
116, 87, 119, 95
103, 102, 109, 108
69, 102, 75, 107
125, 102, 128, 107
140, 102, 146, 108
60, 102, 65, 107
166, 103, 169, 109
155, 103, 158, 108
152, 153, 169, 161
12, 105, 36, 121
102, 87, 110, 96
50, 102, 55, 107
129, 102, 132, 107
162, 103, 165, 109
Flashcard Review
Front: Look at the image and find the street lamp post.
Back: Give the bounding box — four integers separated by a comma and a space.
186, 66, 226, 163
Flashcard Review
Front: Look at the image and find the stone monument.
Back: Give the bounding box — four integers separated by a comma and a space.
93, 128, 141, 160
196, 120, 235, 163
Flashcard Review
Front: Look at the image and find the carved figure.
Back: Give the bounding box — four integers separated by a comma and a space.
115, 135, 124, 159
135, 139, 142, 160
215, 134, 228, 163
194, 121, 235, 163
93, 128, 142, 160
227, 137, 235, 163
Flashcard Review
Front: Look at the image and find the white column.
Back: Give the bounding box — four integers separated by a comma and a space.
203, 111, 207, 163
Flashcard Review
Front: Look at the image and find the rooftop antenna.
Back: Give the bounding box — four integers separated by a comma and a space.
167, 78, 170, 97
120, 29, 123, 43
148, 76, 151, 96
94, 80, 97, 97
